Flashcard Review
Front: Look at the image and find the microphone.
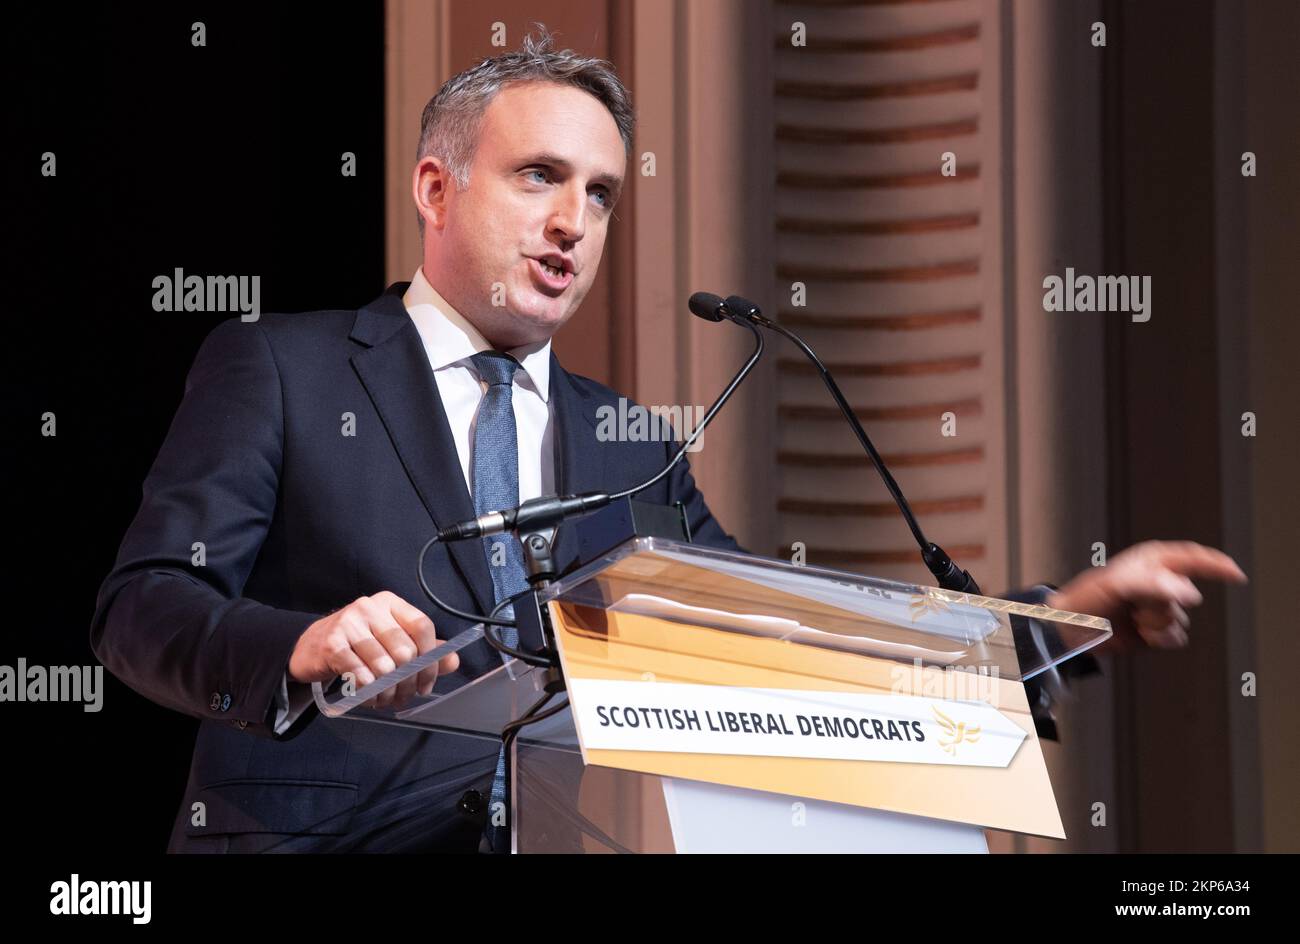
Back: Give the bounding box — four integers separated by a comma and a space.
687, 292, 730, 322
722, 293, 982, 594
435, 493, 611, 541
435, 293, 766, 543
689, 292, 770, 328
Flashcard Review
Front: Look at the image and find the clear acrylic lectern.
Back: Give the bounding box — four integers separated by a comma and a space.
313, 537, 1110, 852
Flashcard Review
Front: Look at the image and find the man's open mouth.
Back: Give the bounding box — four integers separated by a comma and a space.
530, 257, 575, 292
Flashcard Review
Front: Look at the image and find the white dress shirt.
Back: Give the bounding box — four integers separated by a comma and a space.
273, 267, 555, 734
402, 265, 555, 501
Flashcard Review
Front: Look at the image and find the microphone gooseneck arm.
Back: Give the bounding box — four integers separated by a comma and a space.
721, 293, 981, 595
609, 317, 764, 501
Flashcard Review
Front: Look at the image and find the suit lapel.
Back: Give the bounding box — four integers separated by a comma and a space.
348, 284, 495, 614
549, 354, 609, 576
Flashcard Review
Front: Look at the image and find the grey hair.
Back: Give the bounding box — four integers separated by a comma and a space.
415, 25, 635, 237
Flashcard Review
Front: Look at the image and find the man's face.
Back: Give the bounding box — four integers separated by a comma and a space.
425, 81, 626, 349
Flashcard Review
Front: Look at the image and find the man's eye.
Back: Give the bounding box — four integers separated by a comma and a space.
526, 169, 549, 184
591, 189, 610, 207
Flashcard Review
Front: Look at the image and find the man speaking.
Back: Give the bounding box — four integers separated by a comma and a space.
89, 31, 1245, 854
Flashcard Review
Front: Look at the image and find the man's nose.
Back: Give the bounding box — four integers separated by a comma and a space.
547, 183, 587, 243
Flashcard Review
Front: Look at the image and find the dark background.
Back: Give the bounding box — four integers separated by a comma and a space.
8, 3, 385, 850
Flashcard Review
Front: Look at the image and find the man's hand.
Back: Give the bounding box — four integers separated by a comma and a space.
288, 591, 460, 708
1046, 541, 1247, 653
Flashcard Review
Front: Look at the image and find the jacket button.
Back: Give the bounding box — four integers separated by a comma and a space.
220, 694, 232, 712
209, 692, 222, 711
458, 790, 484, 816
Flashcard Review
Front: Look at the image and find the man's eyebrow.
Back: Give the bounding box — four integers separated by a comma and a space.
521, 153, 624, 194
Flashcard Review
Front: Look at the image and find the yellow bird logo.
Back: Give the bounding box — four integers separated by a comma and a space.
932, 704, 981, 756
908, 591, 952, 622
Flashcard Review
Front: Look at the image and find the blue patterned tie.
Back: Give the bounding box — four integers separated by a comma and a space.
469, 351, 530, 852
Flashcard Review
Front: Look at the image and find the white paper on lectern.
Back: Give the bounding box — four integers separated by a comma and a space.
646, 548, 1001, 643
607, 593, 969, 665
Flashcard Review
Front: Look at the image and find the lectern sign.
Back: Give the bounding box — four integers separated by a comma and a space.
567, 678, 1027, 768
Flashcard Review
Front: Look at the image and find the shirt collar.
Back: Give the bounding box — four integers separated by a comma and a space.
402, 266, 551, 403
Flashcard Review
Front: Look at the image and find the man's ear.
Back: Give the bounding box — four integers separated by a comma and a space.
413, 156, 453, 234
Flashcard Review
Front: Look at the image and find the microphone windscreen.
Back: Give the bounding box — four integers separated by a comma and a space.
724, 295, 761, 321
688, 292, 727, 322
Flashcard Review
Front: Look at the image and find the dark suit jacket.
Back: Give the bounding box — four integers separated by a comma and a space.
89, 282, 741, 852
90, 282, 1091, 852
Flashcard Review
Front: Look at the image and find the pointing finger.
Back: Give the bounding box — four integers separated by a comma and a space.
1154, 542, 1248, 583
